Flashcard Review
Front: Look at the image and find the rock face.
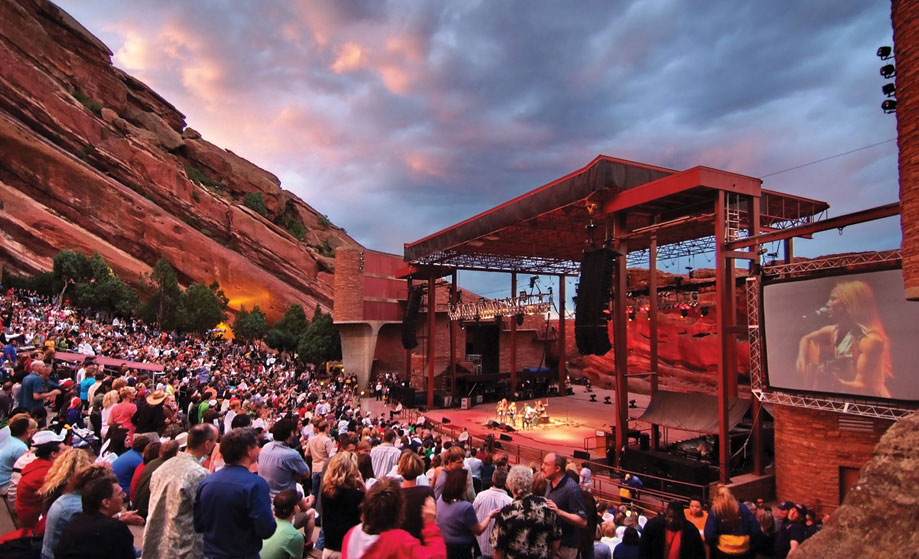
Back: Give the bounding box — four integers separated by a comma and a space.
0, 0, 360, 320
794, 411, 919, 559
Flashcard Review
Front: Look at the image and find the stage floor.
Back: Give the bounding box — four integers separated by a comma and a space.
363, 386, 656, 459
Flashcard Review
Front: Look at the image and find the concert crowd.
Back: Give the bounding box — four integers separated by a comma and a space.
0, 289, 822, 559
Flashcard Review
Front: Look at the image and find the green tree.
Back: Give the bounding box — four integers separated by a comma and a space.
266, 303, 310, 352
243, 192, 268, 217
52, 250, 91, 306
297, 305, 341, 364
139, 257, 182, 329
233, 305, 268, 342
177, 282, 228, 333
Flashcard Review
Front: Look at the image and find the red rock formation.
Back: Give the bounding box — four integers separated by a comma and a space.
0, 0, 359, 320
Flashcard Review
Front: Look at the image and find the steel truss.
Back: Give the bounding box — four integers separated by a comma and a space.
763, 250, 902, 279
746, 270, 916, 421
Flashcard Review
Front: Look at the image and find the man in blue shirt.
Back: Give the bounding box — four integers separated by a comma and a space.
542, 452, 587, 559
111, 437, 149, 495
195, 427, 275, 559
19, 362, 60, 417
2, 338, 17, 371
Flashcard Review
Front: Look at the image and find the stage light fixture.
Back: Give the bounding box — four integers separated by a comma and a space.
880, 64, 896, 79
700, 306, 709, 317
590, 394, 597, 402
603, 396, 612, 405
882, 83, 896, 97
680, 308, 688, 318
515, 314, 524, 326
629, 400, 637, 408
877, 46, 892, 60
882, 99, 897, 114
627, 310, 636, 321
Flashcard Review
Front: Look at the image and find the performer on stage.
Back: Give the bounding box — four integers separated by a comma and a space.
535, 399, 547, 424
523, 404, 536, 430
496, 398, 508, 423
506, 401, 517, 427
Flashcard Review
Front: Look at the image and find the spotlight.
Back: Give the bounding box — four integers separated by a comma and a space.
529, 276, 538, 288
516, 314, 524, 326
629, 399, 637, 409
700, 306, 710, 317
680, 308, 688, 318
882, 83, 896, 97
880, 64, 896, 79
590, 394, 597, 402
882, 99, 897, 114
877, 46, 893, 60
628, 309, 636, 321
603, 396, 612, 405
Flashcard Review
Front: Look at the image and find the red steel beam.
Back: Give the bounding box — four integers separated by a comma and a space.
724, 202, 900, 251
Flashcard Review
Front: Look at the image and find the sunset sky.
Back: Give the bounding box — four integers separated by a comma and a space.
56, 1, 901, 299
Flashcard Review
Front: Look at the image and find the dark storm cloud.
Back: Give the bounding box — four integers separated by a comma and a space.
55, 0, 899, 261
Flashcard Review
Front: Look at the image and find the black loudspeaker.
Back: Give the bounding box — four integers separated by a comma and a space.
401, 287, 423, 349
503, 424, 516, 433
486, 420, 500, 429
575, 248, 615, 355
499, 433, 513, 441
442, 417, 451, 424
573, 450, 590, 460
639, 433, 651, 451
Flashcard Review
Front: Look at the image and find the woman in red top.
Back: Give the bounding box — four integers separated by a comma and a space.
108, 387, 138, 444
342, 477, 446, 559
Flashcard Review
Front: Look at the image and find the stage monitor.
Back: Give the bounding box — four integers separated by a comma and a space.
762, 268, 919, 401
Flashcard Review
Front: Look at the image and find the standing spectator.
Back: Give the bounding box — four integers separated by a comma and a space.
433, 446, 476, 503
79, 364, 96, 405
370, 428, 402, 480
684, 498, 708, 537
473, 466, 513, 559
357, 440, 375, 482
108, 386, 138, 444
703, 487, 762, 559
306, 420, 335, 504
542, 453, 587, 559
400, 450, 436, 543
129, 441, 161, 502
490, 465, 562, 559
580, 462, 593, 490
261, 488, 306, 559
223, 397, 241, 434
133, 389, 168, 443
143, 424, 217, 559
260, 419, 312, 499
773, 503, 807, 559
639, 501, 706, 559
15, 429, 65, 529
54, 477, 136, 559
18, 361, 61, 417
436, 468, 498, 559
195, 427, 277, 559
321, 451, 366, 558
341, 477, 445, 559
614, 527, 640, 559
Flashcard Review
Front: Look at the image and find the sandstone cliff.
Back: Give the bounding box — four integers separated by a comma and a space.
0, 0, 360, 320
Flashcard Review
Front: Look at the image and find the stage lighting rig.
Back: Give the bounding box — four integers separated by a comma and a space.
877, 46, 892, 60
882, 83, 896, 97
880, 64, 896, 79
882, 99, 897, 114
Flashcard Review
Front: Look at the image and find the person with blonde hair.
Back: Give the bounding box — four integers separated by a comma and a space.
703, 487, 762, 558
796, 280, 892, 398
99, 389, 119, 439
321, 451, 365, 558
37, 447, 93, 511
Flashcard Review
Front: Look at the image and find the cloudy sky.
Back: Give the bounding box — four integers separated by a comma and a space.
57, 1, 900, 299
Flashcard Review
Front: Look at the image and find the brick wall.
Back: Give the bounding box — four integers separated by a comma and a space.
333, 248, 363, 321
893, 0, 919, 299
773, 404, 892, 515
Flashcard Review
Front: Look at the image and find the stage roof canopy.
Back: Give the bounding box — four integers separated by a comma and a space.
403, 155, 828, 276
637, 390, 751, 434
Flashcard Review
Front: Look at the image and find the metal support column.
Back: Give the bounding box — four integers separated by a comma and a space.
649, 235, 660, 450
613, 217, 629, 467
427, 276, 436, 410
715, 191, 732, 484
557, 275, 567, 387
510, 273, 518, 392
450, 271, 458, 397
749, 196, 764, 476
404, 278, 412, 382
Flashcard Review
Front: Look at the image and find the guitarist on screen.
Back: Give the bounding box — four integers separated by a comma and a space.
795, 280, 892, 398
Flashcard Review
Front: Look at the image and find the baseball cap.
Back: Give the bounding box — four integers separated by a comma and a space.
777, 500, 795, 510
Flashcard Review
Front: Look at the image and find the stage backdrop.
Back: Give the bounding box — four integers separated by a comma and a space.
763, 268, 919, 401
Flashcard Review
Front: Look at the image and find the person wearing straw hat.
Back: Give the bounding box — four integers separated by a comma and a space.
134, 389, 168, 444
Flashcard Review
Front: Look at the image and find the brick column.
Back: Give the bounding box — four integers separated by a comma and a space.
333, 248, 364, 321
893, 0, 919, 299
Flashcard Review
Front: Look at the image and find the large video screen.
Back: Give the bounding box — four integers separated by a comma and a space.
763, 268, 919, 401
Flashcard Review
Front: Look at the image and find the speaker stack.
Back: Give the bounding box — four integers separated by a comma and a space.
575, 248, 615, 355
401, 287, 423, 349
